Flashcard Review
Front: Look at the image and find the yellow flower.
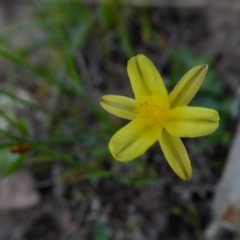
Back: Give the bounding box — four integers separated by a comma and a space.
100, 54, 219, 180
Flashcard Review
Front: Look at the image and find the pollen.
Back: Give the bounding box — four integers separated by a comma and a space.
138, 96, 169, 127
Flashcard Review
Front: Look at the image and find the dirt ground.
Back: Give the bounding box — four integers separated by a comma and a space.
0, 1, 240, 240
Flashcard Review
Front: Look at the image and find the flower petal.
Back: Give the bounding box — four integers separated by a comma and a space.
100, 95, 137, 120
159, 129, 192, 180
169, 65, 208, 108
127, 54, 168, 101
109, 118, 162, 161
165, 106, 219, 138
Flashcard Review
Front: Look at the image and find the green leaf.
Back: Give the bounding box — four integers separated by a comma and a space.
0, 109, 29, 136
93, 220, 109, 240
83, 169, 114, 180
122, 176, 161, 186
0, 149, 25, 177
3, 154, 26, 177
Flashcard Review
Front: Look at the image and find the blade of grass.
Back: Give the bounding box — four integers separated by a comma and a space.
0, 21, 41, 46
0, 89, 63, 119
3, 154, 26, 177
0, 48, 110, 123
30, 0, 82, 90
0, 47, 81, 96
0, 109, 29, 135
32, 144, 89, 168
0, 128, 24, 141
70, 12, 99, 54
0, 142, 18, 149
114, 0, 134, 57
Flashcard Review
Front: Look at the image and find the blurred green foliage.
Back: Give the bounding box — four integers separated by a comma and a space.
93, 219, 109, 240
171, 202, 202, 239
0, 1, 232, 238
0, 0, 231, 180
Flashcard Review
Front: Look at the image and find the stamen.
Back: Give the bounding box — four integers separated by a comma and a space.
138, 96, 169, 127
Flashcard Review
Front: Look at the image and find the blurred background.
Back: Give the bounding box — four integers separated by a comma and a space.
0, 0, 239, 240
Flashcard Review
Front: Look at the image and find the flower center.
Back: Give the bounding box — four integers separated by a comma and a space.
138, 96, 169, 127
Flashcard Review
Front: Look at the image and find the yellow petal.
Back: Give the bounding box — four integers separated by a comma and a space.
165, 106, 219, 138
169, 65, 208, 108
127, 54, 168, 102
159, 129, 192, 180
100, 95, 137, 120
109, 118, 162, 161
